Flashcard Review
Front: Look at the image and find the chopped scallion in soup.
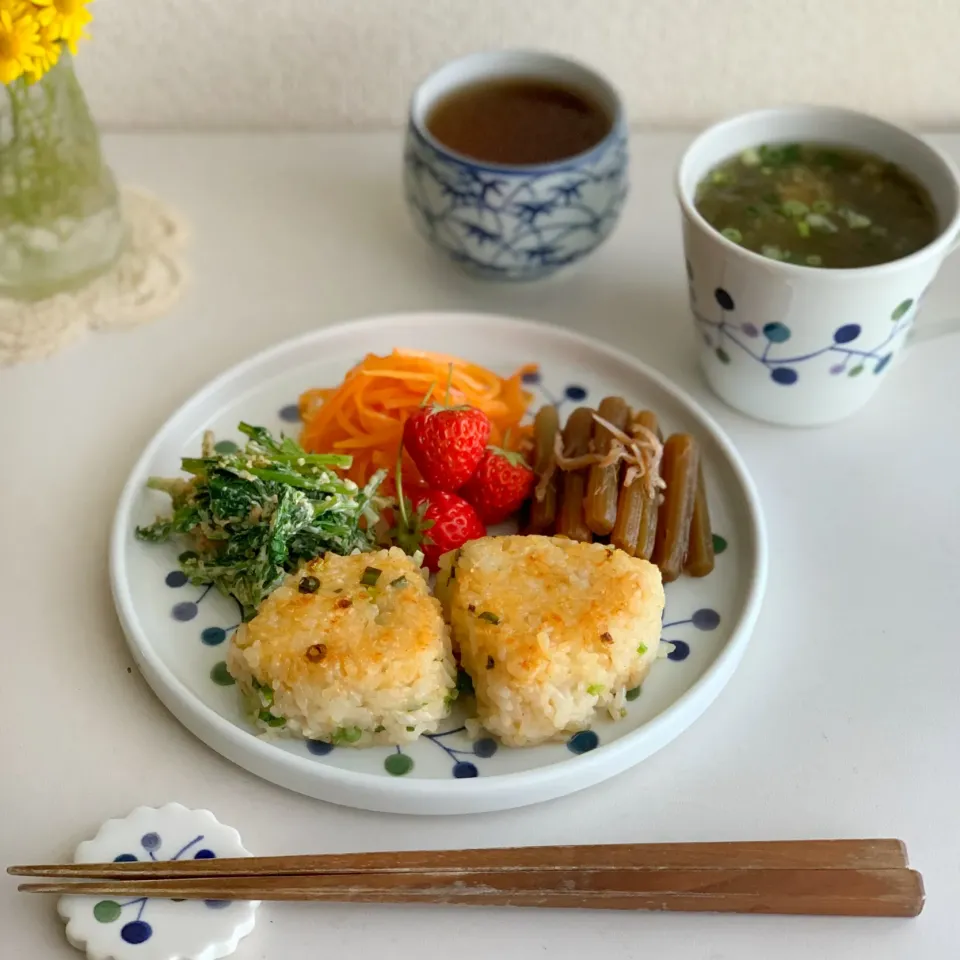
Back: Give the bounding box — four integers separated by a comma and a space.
695, 143, 938, 268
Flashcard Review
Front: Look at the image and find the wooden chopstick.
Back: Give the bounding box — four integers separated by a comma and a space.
9, 840, 923, 917
16, 867, 925, 917
7, 839, 908, 880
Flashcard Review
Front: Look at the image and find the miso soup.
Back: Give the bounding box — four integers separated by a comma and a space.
695, 143, 938, 269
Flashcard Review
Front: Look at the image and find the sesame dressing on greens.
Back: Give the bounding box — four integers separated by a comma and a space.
136, 423, 385, 620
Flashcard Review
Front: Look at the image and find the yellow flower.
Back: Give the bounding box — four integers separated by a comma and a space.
0, 7, 43, 85
31, 0, 91, 56
24, 16, 59, 82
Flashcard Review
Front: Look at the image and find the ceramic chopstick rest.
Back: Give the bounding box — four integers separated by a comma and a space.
58, 803, 258, 960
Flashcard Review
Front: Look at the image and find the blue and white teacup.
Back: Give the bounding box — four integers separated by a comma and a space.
404, 50, 628, 281
677, 106, 960, 426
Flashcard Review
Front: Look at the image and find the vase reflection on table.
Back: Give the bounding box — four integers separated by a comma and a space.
0, 52, 124, 300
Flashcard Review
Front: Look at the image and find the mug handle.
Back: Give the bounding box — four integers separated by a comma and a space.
908, 232, 960, 347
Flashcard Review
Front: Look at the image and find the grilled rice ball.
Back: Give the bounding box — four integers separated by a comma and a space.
228, 548, 455, 746
437, 535, 664, 747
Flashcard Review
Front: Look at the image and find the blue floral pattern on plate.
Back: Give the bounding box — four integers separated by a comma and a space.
119, 317, 767, 813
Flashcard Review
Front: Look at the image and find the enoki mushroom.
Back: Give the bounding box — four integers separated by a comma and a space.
535, 411, 666, 503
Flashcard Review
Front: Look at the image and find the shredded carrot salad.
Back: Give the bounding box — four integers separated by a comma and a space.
299, 349, 538, 487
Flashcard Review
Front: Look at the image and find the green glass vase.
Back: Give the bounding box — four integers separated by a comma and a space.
0, 53, 124, 300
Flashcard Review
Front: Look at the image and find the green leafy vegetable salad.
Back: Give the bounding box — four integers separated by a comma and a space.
136, 423, 384, 619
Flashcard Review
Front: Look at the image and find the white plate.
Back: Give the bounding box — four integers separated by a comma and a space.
111, 312, 767, 815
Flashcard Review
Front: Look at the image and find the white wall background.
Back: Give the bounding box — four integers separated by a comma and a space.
80, 0, 960, 130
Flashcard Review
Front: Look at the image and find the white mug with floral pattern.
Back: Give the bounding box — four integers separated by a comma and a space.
676, 106, 960, 426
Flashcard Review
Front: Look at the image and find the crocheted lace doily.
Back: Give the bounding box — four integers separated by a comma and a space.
0, 188, 187, 365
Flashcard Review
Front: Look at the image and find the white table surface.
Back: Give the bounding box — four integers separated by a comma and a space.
2, 131, 959, 959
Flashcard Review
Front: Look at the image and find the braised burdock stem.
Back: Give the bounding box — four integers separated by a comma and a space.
611, 409, 659, 559
684, 462, 715, 577
651, 434, 699, 582
610, 482, 642, 556
585, 397, 630, 536
528, 405, 561, 534
556, 407, 594, 542
634, 411, 662, 561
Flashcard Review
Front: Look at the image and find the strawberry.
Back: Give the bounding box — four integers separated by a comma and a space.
403, 403, 491, 491
392, 489, 486, 572
460, 445, 535, 525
